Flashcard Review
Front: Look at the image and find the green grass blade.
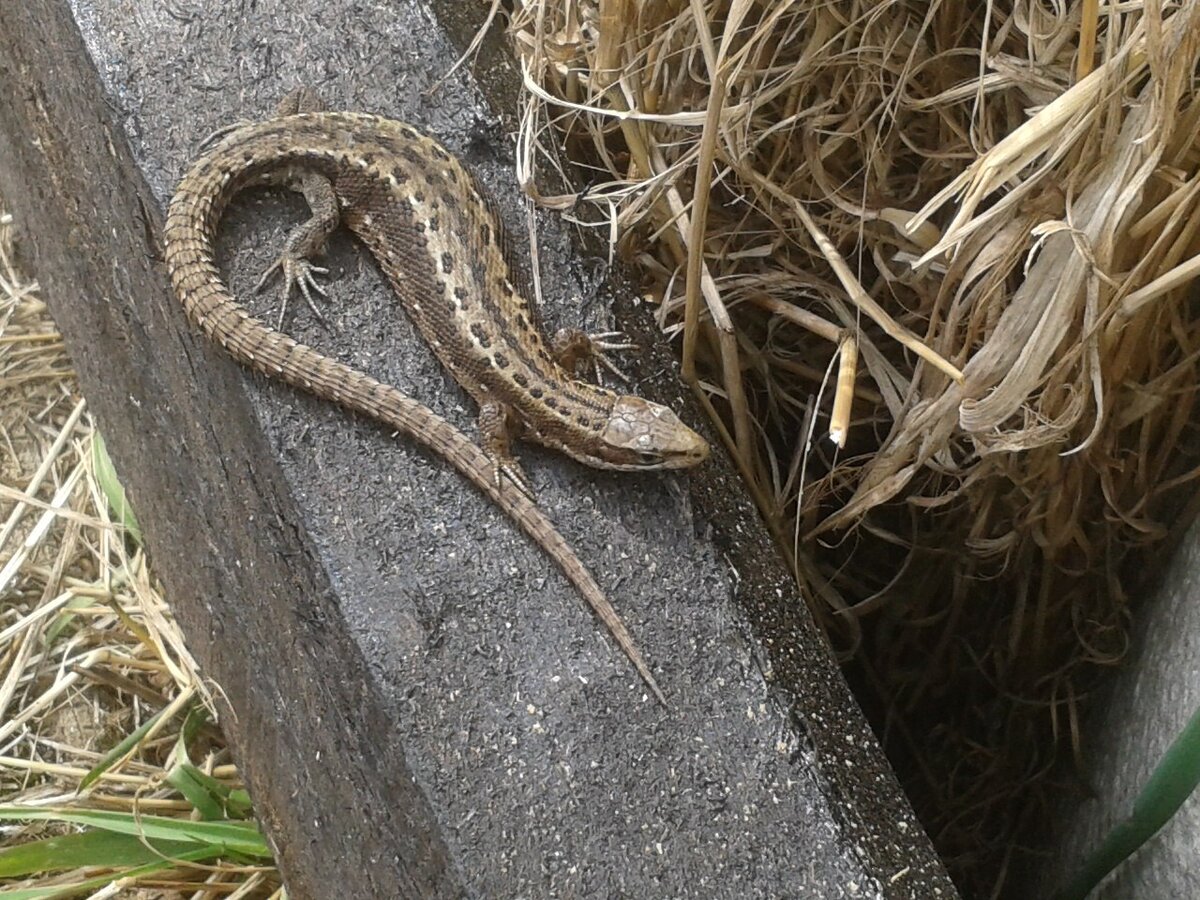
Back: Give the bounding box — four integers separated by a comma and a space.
165, 707, 254, 820
1054, 704, 1200, 900
167, 761, 252, 820
43, 596, 94, 646
0, 807, 270, 858
0, 829, 201, 877
91, 431, 142, 546
0, 844, 218, 900
78, 705, 169, 792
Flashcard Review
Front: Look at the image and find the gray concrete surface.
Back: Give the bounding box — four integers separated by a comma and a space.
0, 0, 957, 896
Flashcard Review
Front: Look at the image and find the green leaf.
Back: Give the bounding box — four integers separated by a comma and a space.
78, 704, 170, 792
43, 596, 93, 647
163, 707, 252, 820
0, 828, 201, 877
91, 432, 142, 546
179, 705, 211, 747
167, 762, 247, 821
1054, 704, 1200, 900
0, 843, 218, 899
0, 807, 270, 859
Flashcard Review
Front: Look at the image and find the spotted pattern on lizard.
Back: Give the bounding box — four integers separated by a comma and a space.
164, 90, 709, 703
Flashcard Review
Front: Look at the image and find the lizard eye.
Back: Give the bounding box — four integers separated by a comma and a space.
635, 450, 662, 465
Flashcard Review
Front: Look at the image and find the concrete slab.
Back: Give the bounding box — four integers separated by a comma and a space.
0, 1, 957, 897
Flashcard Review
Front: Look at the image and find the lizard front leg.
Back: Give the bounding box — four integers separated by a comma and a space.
551, 327, 637, 385
478, 401, 536, 499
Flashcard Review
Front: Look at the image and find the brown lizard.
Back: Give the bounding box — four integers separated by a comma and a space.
164, 90, 709, 703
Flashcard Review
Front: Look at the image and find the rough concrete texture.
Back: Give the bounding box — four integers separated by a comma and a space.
0, 0, 957, 896
1037, 516, 1200, 899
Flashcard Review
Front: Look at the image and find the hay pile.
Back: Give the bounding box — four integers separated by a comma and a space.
0, 208, 279, 893
509, 0, 1200, 892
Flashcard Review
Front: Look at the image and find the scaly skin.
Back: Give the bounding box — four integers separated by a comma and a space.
165, 92, 709, 703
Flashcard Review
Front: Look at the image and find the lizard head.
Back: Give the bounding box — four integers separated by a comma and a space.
585, 395, 710, 470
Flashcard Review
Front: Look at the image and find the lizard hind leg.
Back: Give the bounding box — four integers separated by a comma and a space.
252, 87, 339, 330
478, 401, 536, 500
253, 169, 340, 330
551, 327, 638, 386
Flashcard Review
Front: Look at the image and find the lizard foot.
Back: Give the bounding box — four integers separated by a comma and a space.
254, 253, 330, 331
552, 327, 637, 386
478, 401, 535, 500
493, 459, 536, 502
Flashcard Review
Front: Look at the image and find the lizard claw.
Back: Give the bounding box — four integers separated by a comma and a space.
586, 331, 638, 385
254, 254, 330, 330
551, 327, 638, 386
494, 460, 536, 501
588, 330, 635, 348
478, 402, 533, 498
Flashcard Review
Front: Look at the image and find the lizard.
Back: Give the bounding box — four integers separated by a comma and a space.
164, 89, 709, 704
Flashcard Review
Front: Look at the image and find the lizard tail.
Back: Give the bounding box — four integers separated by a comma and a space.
164, 141, 667, 705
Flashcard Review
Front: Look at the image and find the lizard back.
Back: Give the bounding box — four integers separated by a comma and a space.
168, 111, 623, 457
164, 113, 672, 702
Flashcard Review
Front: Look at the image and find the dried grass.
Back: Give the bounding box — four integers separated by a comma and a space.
0, 208, 279, 896
509, 0, 1200, 893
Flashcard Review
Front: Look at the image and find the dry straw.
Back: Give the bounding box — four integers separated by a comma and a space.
510, 0, 1200, 891
0, 208, 280, 894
